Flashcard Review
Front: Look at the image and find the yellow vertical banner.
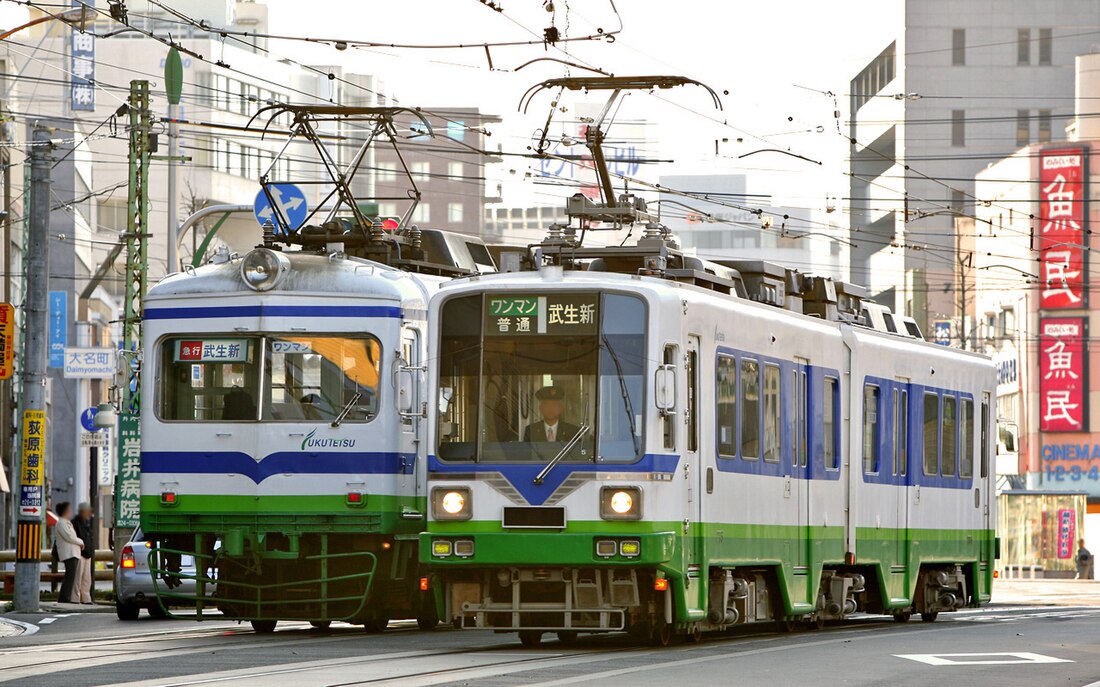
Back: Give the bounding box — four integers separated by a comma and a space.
19, 409, 46, 518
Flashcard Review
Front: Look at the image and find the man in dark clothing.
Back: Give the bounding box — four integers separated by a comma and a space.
523, 385, 580, 443
74, 503, 95, 604
1076, 539, 1093, 580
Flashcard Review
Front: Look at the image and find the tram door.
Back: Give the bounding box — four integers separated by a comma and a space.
893, 379, 910, 569
794, 359, 810, 574
400, 328, 421, 497
684, 337, 702, 598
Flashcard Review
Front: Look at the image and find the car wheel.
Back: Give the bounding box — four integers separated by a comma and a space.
116, 601, 140, 621
250, 619, 278, 633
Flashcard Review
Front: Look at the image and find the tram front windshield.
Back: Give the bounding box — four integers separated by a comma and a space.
157, 334, 381, 423
437, 292, 645, 463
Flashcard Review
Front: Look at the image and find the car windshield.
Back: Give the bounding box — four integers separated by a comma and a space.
157, 334, 381, 422
437, 292, 645, 463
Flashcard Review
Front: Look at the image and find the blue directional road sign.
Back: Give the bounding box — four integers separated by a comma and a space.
80, 406, 101, 432
254, 184, 308, 231
933, 320, 951, 346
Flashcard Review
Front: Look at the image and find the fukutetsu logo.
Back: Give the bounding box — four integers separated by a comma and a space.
300, 428, 356, 450
301, 429, 317, 451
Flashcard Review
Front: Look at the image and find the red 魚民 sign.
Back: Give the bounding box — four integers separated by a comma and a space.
1039, 147, 1088, 309
1039, 317, 1087, 432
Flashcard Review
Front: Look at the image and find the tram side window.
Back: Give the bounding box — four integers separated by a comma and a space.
158, 338, 260, 421
894, 389, 907, 476
942, 396, 957, 477
740, 358, 760, 460
960, 398, 974, 478
762, 363, 781, 463
686, 346, 698, 453
716, 355, 737, 457
923, 392, 939, 476
863, 384, 880, 474
824, 376, 839, 470
797, 369, 808, 468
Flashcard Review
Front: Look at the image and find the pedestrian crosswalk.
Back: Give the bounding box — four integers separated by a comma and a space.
950, 607, 1100, 623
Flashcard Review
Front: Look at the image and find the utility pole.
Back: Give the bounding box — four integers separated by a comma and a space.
113, 81, 151, 559
13, 124, 54, 612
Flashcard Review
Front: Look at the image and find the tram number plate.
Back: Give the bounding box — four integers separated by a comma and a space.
502, 506, 566, 529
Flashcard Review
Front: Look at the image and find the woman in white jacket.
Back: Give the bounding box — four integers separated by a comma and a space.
52, 502, 83, 603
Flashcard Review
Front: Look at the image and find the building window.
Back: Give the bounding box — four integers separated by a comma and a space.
448, 162, 464, 179
951, 189, 965, 214
1038, 109, 1052, 143
448, 202, 463, 223
1016, 109, 1030, 146
376, 162, 396, 183
411, 161, 430, 181
952, 28, 965, 66
1039, 28, 1052, 65
951, 110, 965, 146
412, 203, 430, 223
1017, 28, 1030, 65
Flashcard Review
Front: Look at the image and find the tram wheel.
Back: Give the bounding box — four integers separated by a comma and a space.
814, 614, 826, 630
689, 625, 703, 643
363, 617, 389, 633
250, 619, 277, 633
309, 621, 331, 630
519, 630, 543, 647
556, 631, 579, 645
920, 612, 939, 623
893, 611, 912, 623
651, 622, 674, 647
778, 618, 798, 633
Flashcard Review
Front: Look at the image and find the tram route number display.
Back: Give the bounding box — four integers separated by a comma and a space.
484, 294, 598, 336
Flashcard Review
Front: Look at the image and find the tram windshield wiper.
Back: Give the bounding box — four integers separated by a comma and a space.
533, 423, 590, 485
332, 392, 362, 428
601, 334, 641, 457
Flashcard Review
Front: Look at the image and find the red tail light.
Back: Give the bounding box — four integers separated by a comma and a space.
161, 491, 177, 505
121, 544, 136, 569
654, 578, 669, 592
420, 577, 429, 592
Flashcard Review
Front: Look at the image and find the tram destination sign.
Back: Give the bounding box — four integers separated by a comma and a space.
484, 294, 598, 336
175, 339, 250, 363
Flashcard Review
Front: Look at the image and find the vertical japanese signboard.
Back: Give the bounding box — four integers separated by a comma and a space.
1039, 317, 1087, 432
115, 413, 140, 527
0, 303, 14, 380
1038, 147, 1087, 309
1057, 508, 1076, 559
19, 410, 46, 518
48, 291, 67, 368
69, 1, 95, 112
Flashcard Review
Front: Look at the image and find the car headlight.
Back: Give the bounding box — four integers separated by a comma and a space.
240, 248, 290, 291
600, 486, 641, 520
432, 487, 472, 521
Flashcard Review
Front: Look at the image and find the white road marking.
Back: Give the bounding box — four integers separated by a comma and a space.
895, 652, 1073, 666
36, 619, 54, 625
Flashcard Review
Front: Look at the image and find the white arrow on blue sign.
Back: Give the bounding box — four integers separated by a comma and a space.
254, 184, 308, 231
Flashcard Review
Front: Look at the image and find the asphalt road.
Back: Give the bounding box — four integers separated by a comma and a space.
0, 605, 1098, 686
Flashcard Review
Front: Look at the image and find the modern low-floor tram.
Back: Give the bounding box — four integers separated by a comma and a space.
421, 241, 997, 645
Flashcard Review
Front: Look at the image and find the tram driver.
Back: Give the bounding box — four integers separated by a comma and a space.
523, 385, 580, 444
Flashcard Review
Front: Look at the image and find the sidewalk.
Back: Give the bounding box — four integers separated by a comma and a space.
4, 601, 115, 615
993, 578, 1100, 606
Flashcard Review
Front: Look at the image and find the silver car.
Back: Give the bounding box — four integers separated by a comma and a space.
115, 528, 203, 620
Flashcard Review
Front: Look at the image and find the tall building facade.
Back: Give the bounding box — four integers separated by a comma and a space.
848, 1, 1100, 335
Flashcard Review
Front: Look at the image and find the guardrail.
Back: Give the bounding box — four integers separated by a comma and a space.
0, 549, 115, 563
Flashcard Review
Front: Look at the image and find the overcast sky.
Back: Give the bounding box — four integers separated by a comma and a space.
262, 0, 900, 211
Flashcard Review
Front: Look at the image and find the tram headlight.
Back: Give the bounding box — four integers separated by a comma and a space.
240, 248, 290, 291
432, 487, 472, 521
600, 486, 641, 520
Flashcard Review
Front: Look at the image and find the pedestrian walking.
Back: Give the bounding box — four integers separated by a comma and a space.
1076, 539, 1094, 580
74, 503, 95, 604
52, 502, 83, 603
